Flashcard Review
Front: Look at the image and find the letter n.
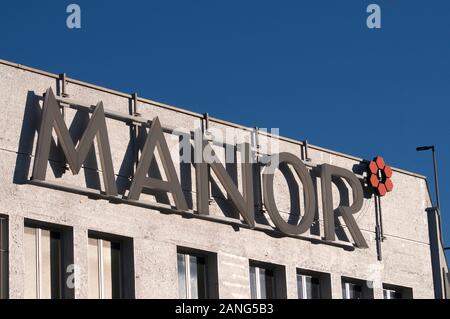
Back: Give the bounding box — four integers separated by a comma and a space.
195, 140, 255, 228
32, 87, 118, 196
320, 164, 368, 248
128, 117, 188, 211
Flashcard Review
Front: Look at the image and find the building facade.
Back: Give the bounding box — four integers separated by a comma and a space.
0, 59, 448, 299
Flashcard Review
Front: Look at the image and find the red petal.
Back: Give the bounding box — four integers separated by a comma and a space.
369, 161, 379, 174
370, 174, 380, 188
384, 165, 393, 178
375, 156, 385, 170
385, 179, 394, 192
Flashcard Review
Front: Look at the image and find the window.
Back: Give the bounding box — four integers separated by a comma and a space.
87, 232, 134, 299
24, 223, 72, 299
383, 288, 401, 299
88, 237, 122, 299
383, 284, 413, 299
0, 216, 8, 299
297, 269, 331, 299
250, 265, 275, 299
298, 275, 320, 299
342, 281, 362, 299
177, 249, 218, 299
249, 261, 286, 299
341, 277, 374, 299
177, 253, 207, 299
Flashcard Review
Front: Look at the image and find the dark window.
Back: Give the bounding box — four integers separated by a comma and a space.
177, 253, 207, 299
87, 232, 134, 299
250, 265, 275, 299
0, 216, 8, 299
297, 269, 332, 299
383, 289, 401, 299
342, 282, 362, 299
383, 284, 413, 299
341, 277, 374, 299
177, 248, 218, 299
249, 261, 286, 299
88, 235, 132, 299
297, 274, 321, 299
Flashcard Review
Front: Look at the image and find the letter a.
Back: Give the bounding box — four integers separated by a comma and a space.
366, 4, 381, 29
66, 4, 81, 29
128, 117, 188, 211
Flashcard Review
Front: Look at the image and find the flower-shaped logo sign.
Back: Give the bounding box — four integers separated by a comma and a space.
368, 156, 393, 197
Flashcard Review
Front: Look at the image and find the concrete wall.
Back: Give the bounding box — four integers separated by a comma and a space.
0, 61, 438, 298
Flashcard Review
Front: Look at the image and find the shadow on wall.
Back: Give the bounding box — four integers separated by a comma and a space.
14, 90, 65, 184
13, 90, 363, 246
14, 91, 103, 193
13, 90, 204, 210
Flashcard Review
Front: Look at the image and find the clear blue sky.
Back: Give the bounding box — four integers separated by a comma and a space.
1, 1, 449, 256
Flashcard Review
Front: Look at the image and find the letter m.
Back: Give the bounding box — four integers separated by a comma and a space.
32, 88, 118, 196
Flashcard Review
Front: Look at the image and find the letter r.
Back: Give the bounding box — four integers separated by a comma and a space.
320, 164, 368, 248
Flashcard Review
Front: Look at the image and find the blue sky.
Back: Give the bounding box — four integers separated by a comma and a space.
0, 1, 449, 255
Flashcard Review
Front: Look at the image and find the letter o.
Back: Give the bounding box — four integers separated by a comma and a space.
262, 152, 316, 235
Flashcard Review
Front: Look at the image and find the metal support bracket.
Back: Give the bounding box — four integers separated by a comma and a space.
57, 74, 69, 170
374, 194, 385, 261
303, 139, 311, 162
131, 93, 140, 172
59, 73, 69, 98
202, 113, 213, 203
253, 127, 265, 212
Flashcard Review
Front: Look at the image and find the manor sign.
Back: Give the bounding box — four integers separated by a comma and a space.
31, 88, 372, 248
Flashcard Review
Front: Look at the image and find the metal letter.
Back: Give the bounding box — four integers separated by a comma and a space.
262, 152, 316, 235
32, 88, 118, 196
196, 141, 255, 228
128, 117, 188, 211
320, 164, 368, 248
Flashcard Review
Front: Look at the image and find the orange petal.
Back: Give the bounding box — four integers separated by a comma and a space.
375, 156, 385, 170
369, 161, 378, 174
370, 174, 380, 188
378, 183, 387, 196
385, 179, 394, 192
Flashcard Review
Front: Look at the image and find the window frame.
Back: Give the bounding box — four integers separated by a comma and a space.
342, 281, 362, 299
250, 265, 275, 299
88, 237, 122, 299
176, 247, 218, 299
296, 268, 332, 299
382, 283, 413, 299
341, 276, 374, 299
23, 220, 73, 299
297, 274, 320, 299
87, 230, 135, 299
249, 260, 287, 299
383, 288, 398, 299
